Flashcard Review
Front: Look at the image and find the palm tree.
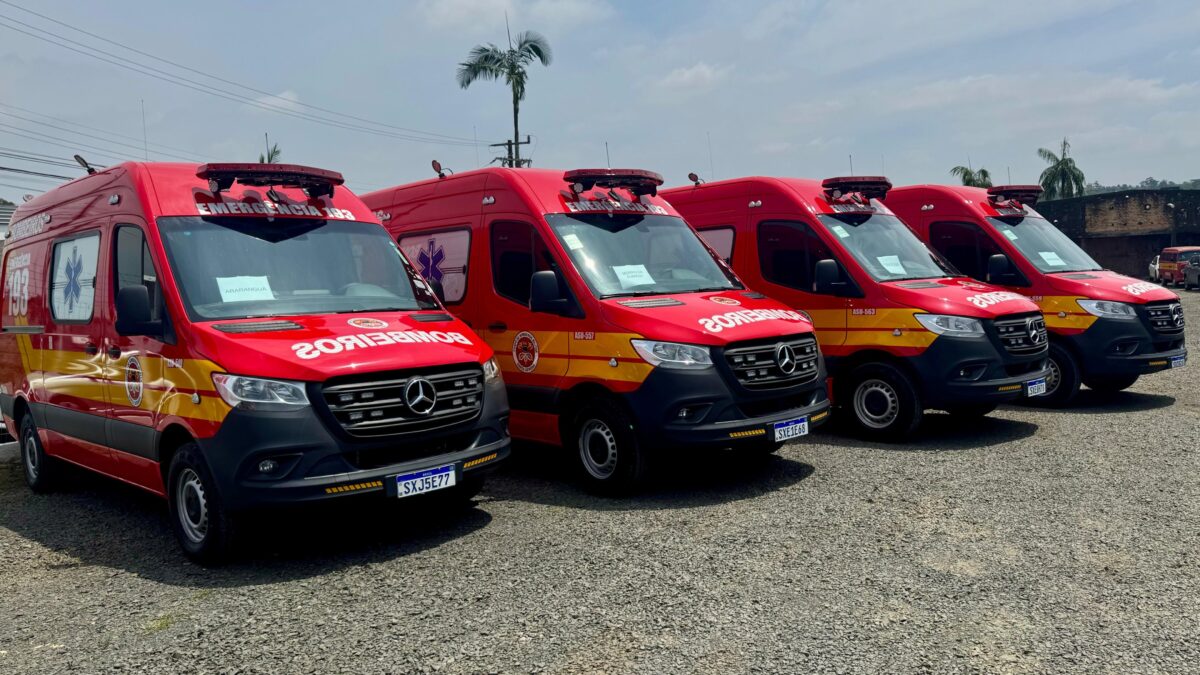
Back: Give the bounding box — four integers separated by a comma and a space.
1037, 138, 1086, 200
457, 30, 552, 167
950, 165, 993, 188
258, 143, 281, 164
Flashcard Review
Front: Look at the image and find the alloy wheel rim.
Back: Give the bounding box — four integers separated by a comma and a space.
176, 468, 209, 544
23, 434, 39, 482
854, 379, 900, 429
1045, 357, 1062, 395
579, 419, 619, 480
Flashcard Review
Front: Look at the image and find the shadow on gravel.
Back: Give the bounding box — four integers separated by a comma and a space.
0, 463, 490, 587
811, 412, 1039, 453
1008, 390, 1176, 415
483, 442, 814, 511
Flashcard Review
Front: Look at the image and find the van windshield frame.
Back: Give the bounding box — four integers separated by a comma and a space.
157, 216, 439, 322
984, 215, 1102, 274
814, 212, 958, 282
544, 213, 742, 299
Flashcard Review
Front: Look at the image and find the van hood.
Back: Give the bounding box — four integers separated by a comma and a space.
880, 277, 1041, 318
1043, 270, 1178, 304
190, 312, 489, 382
599, 291, 815, 346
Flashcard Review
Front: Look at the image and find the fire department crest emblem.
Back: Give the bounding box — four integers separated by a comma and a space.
512, 331, 539, 373
125, 355, 144, 407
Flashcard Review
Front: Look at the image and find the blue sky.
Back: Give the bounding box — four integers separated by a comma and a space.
1, 0, 1198, 203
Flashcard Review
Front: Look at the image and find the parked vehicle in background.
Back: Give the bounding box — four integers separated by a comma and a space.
887, 184, 1187, 406
1, 162, 510, 563
1156, 246, 1200, 287
1148, 255, 1160, 282
1184, 253, 1200, 290
363, 167, 831, 492
663, 175, 1050, 440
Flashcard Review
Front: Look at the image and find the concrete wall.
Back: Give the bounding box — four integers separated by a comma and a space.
1038, 189, 1200, 277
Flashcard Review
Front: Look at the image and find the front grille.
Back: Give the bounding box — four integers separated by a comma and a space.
1145, 302, 1185, 334
321, 365, 484, 437
994, 314, 1048, 355
723, 334, 820, 390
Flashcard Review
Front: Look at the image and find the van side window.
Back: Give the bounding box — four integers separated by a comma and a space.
50, 232, 100, 323
697, 227, 735, 262
399, 229, 470, 304
114, 226, 162, 321
491, 221, 554, 305
928, 221, 1003, 281
757, 220, 834, 293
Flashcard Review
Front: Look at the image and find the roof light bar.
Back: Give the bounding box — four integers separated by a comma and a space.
821, 176, 892, 200
196, 163, 345, 199
987, 185, 1043, 206
562, 168, 665, 197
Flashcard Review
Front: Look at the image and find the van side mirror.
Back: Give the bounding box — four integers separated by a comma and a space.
814, 259, 842, 295
427, 278, 446, 304
529, 270, 571, 315
987, 253, 1011, 283
115, 286, 161, 336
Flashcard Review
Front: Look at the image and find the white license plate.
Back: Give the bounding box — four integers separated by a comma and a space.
1026, 378, 1047, 397
773, 417, 809, 442
395, 464, 456, 498
1170, 356, 1186, 369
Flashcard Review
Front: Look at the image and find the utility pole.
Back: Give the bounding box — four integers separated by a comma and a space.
489, 136, 532, 167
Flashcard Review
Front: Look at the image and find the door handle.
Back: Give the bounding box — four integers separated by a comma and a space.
107, 345, 122, 359
84, 342, 99, 356
487, 322, 507, 333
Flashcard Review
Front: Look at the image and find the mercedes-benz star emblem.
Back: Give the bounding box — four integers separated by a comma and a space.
1027, 318, 1045, 344
404, 378, 438, 415
775, 343, 798, 375
1171, 304, 1185, 328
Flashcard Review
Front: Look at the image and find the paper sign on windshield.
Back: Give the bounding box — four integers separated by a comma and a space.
613, 264, 656, 289
563, 233, 586, 250
877, 255, 907, 275
217, 276, 275, 302
831, 225, 851, 239
1038, 251, 1066, 267
1002, 230, 1018, 241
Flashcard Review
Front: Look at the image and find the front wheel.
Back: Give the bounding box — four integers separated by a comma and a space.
1083, 373, 1139, 393
571, 398, 647, 494
1028, 343, 1081, 407
842, 363, 923, 441
167, 443, 239, 565
20, 415, 59, 493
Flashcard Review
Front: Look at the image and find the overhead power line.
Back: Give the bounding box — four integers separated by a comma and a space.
0, 101, 207, 159
0, 165, 74, 180
0, 109, 198, 161
0, 149, 83, 169
0, 11, 478, 147
0, 123, 139, 163
0, 0, 478, 144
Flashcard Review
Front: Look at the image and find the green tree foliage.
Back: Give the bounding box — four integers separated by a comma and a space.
1037, 138, 1086, 200
457, 30, 552, 167
950, 165, 993, 187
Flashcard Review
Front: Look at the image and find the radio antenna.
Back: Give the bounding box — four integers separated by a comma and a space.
707, 132, 715, 180
849, 154, 854, 176
604, 141, 611, 168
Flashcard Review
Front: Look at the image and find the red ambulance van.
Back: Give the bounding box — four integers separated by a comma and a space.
663, 176, 1051, 439
1156, 246, 1200, 287
362, 168, 831, 491
1, 162, 510, 562
887, 184, 1186, 405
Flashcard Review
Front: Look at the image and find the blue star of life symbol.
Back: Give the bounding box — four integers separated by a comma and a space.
417, 238, 445, 282
63, 246, 83, 311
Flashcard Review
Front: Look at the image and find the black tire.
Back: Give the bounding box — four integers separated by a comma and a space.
570, 398, 647, 494
166, 442, 238, 565
944, 403, 998, 418
1083, 373, 1139, 393
841, 362, 923, 441
20, 415, 59, 493
1028, 343, 1081, 407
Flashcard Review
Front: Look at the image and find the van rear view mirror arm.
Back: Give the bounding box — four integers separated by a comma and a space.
529, 270, 579, 316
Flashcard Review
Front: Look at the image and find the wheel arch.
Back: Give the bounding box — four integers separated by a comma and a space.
157, 423, 197, 484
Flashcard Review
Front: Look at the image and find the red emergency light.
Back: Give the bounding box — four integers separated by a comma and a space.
987, 185, 1043, 206
821, 176, 892, 201
196, 163, 345, 198
563, 168, 664, 197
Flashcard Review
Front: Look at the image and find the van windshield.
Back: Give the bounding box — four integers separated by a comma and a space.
985, 216, 1102, 273
815, 213, 957, 282
544, 213, 741, 298
158, 217, 439, 321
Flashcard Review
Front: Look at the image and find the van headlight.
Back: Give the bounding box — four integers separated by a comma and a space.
482, 356, 503, 382
914, 314, 985, 338
631, 340, 713, 369
212, 374, 310, 411
1077, 299, 1137, 320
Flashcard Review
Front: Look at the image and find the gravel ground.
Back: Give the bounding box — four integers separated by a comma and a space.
2, 294, 1198, 674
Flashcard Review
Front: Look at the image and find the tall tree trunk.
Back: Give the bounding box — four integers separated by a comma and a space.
512, 86, 521, 167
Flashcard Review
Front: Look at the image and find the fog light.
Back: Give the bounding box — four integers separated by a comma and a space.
258, 459, 278, 473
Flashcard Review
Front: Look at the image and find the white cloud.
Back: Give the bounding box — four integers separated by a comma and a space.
658, 62, 731, 91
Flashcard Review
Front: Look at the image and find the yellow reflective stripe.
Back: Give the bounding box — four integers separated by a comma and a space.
1036, 296, 1098, 331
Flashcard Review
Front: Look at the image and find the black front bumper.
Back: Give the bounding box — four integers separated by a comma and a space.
907, 330, 1051, 409
197, 378, 510, 511
1064, 315, 1187, 378
623, 358, 831, 449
